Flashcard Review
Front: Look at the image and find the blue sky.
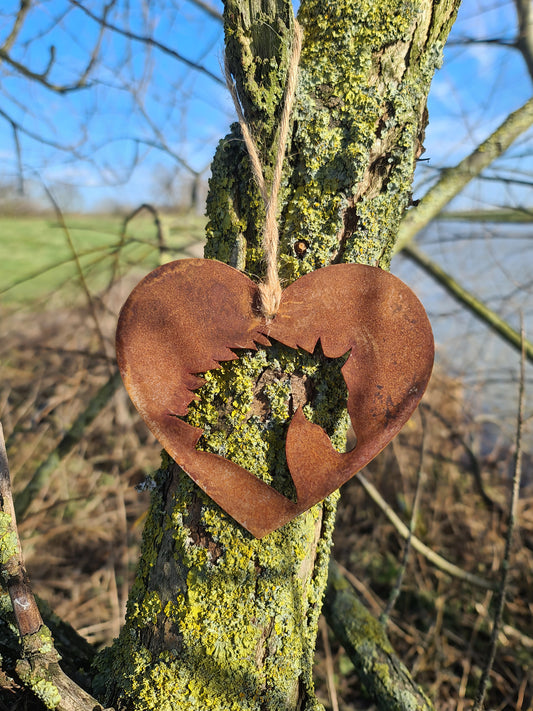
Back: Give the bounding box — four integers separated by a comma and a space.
0, 0, 530, 211
418, 0, 532, 208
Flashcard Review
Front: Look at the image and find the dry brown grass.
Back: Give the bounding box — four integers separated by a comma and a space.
1, 290, 532, 710
1, 286, 155, 649
323, 372, 533, 710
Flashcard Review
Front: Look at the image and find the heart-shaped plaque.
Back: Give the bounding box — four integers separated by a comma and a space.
116, 258, 434, 537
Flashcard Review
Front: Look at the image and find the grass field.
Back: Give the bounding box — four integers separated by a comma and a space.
2, 208, 530, 305
0, 211, 207, 304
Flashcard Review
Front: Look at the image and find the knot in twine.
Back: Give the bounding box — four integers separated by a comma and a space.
225, 21, 303, 321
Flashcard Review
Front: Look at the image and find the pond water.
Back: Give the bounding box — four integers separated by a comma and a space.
392, 219, 533, 453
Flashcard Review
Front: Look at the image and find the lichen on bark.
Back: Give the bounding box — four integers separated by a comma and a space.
95, 0, 460, 709
324, 560, 435, 711
95, 456, 339, 710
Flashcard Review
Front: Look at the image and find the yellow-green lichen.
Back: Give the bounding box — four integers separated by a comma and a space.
95, 452, 338, 709
96, 2, 459, 708
30, 679, 61, 709
0, 590, 13, 617
19, 626, 58, 662
207, 0, 455, 280
326, 560, 435, 709
184, 341, 349, 499
136, 590, 163, 627
35, 626, 55, 656
0, 512, 18, 567
16, 629, 63, 710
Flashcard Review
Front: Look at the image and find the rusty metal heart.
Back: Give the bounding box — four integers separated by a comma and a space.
116, 258, 434, 538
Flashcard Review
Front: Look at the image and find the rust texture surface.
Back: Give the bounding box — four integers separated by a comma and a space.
116, 258, 434, 538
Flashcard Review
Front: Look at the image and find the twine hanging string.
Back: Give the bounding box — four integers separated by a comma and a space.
225, 21, 303, 320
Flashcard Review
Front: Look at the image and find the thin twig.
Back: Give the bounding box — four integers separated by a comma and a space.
320, 616, 339, 711
44, 185, 112, 369
0, 106, 85, 156
11, 120, 24, 194
395, 96, 533, 251
404, 244, 533, 364
0, 0, 32, 55
187, 0, 223, 22
514, 0, 533, 81
0, 239, 129, 297
14, 371, 122, 519
0, 422, 43, 637
0, 47, 93, 94
0, 0, 109, 96
424, 402, 503, 515
68, 0, 224, 86
381, 408, 427, 623
472, 321, 526, 711
356, 472, 497, 590
108, 203, 166, 289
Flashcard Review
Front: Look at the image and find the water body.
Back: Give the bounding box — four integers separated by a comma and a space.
392, 219, 533, 451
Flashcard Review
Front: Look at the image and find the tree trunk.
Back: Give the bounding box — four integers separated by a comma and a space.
94, 1, 460, 709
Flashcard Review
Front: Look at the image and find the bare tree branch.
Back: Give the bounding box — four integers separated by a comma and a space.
446, 36, 515, 48
108, 202, 167, 288
187, 0, 223, 22
355, 472, 497, 590
0, 106, 85, 156
395, 96, 533, 252
0, 47, 93, 94
0, 1, 119, 96
515, 0, 533, 81
131, 98, 202, 176
403, 243, 533, 364
324, 559, 436, 711
11, 120, 24, 194
319, 616, 340, 711
424, 403, 504, 514
1, 423, 107, 711
472, 323, 526, 711
0, 0, 32, 54
68, 0, 225, 86
380, 409, 427, 623
14, 372, 122, 520
73, 0, 118, 89
44, 186, 112, 366
0, 423, 42, 638
447, 0, 533, 86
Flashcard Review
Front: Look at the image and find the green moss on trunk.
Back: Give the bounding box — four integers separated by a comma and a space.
95, 0, 460, 709
324, 560, 435, 711
95, 460, 338, 710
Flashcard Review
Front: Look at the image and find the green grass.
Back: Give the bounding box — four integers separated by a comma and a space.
3, 207, 530, 306
0, 212, 207, 305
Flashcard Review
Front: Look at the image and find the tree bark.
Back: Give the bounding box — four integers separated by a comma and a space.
395, 96, 533, 252
94, 1, 460, 709
324, 560, 435, 711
